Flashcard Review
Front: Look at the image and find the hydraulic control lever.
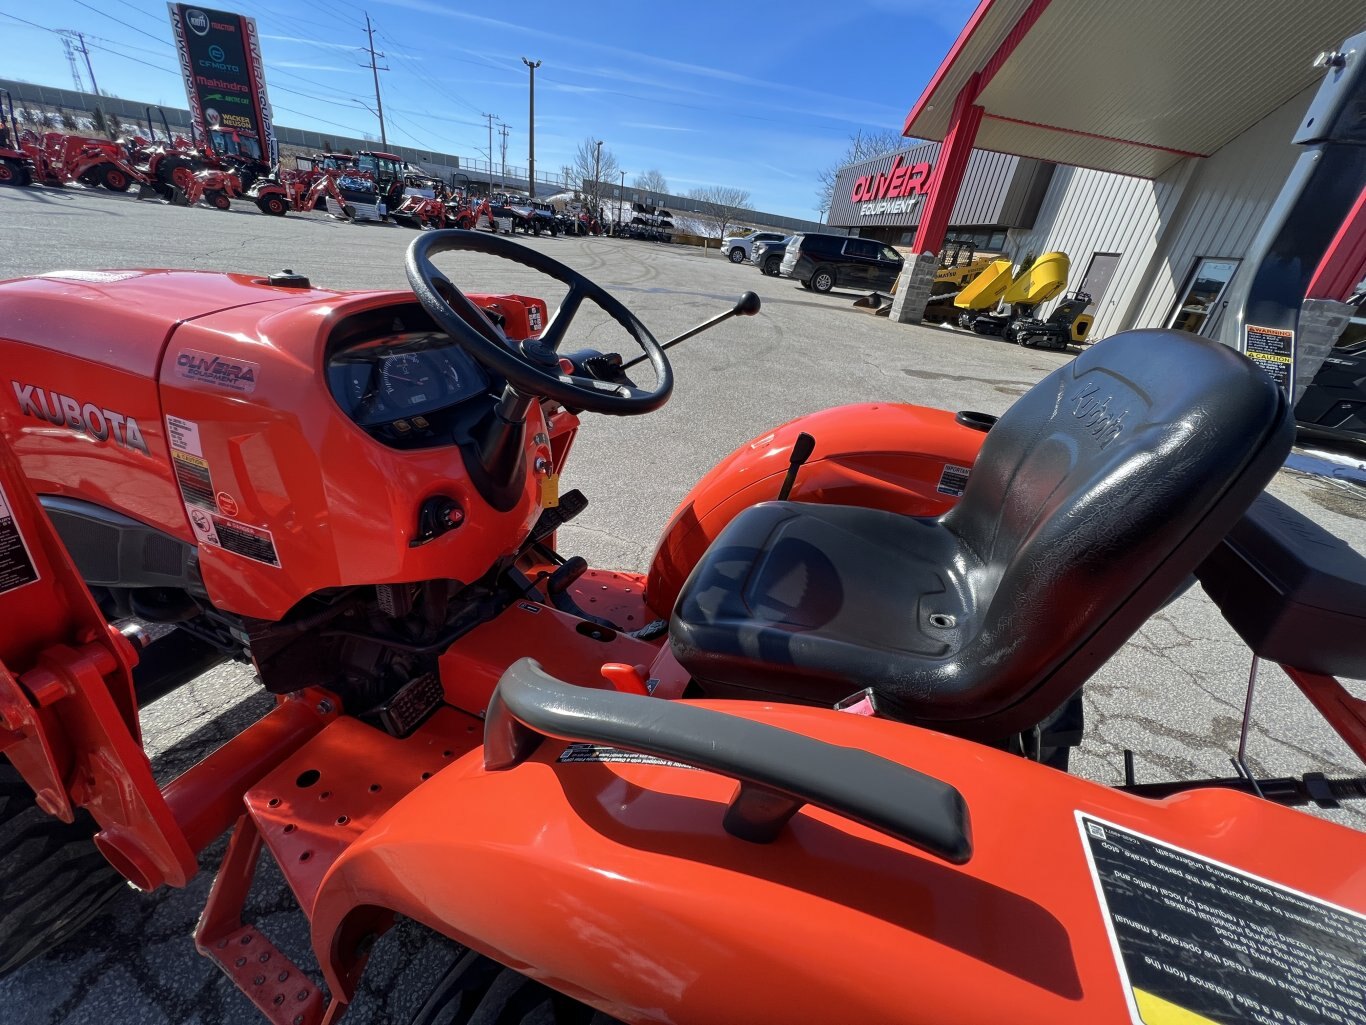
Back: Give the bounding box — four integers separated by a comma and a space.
620, 291, 761, 371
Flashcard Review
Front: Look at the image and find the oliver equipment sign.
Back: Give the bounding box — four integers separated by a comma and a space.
168, 4, 274, 160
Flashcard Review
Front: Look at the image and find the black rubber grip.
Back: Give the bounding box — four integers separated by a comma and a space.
484, 658, 972, 863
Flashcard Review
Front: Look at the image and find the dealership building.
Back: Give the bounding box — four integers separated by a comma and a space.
830, 1, 1365, 351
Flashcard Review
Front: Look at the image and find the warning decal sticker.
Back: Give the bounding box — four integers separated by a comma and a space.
166, 416, 216, 510
1078, 814, 1366, 1025
937, 463, 971, 496
0, 483, 40, 595
1244, 325, 1296, 399
558, 744, 694, 769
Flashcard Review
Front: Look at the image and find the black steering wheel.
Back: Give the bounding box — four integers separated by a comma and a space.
405, 230, 672, 415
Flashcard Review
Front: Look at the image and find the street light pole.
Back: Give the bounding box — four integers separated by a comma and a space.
522, 57, 541, 198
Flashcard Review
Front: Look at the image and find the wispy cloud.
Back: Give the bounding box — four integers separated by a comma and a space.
275, 62, 360, 73
622, 122, 699, 133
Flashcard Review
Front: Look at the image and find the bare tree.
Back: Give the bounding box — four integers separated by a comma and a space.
633, 169, 668, 195
687, 184, 754, 241
816, 129, 906, 218
572, 136, 619, 213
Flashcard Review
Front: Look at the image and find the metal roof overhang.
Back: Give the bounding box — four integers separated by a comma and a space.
904, 0, 1366, 178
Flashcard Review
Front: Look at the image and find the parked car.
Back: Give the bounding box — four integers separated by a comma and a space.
779, 233, 904, 293
752, 237, 790, 276
723, 230, 786, 264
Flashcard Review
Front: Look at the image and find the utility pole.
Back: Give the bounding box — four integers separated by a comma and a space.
72, 32, 100, 96
483, 113, 498, 197
362, 12, 388, 148
66, 32, 107, 136
522, 57, 540, 198
498, 122, 509, 182
593, 138, 603, 214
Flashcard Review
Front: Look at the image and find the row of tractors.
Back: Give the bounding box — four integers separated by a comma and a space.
0, 92, 494, 228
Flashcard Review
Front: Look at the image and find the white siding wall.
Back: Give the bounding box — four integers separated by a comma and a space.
1130, 85, 1314, 331
1005, 163, 1188, 338
1001, 83, 1316, 340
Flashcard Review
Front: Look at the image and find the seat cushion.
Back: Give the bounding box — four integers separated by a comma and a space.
669, 329, 1293, 740
670, 502, 979, 706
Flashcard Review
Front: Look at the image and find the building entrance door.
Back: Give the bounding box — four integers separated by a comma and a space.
1167, 258, 1240, 336
1078, 252, 1122, 316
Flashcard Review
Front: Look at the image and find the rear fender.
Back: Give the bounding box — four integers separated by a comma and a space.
309, 696, 1366, 1024
643, 402, 989, 617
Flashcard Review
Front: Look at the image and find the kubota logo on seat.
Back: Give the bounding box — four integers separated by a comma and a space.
174, 349, 260, 392
1071, 383, 1127, 449
10, 381, 149, 455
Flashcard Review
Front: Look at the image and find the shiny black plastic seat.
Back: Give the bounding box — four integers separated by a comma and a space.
669, 330, 1294, 740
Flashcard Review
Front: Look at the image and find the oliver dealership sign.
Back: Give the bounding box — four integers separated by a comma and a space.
850, 154, 933, 217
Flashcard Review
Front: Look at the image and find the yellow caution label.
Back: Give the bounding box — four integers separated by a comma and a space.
1134, 988, 1222, 1025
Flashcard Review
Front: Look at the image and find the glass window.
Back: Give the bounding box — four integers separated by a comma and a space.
1168, 258, 1240, 336
880, 246, 902, 262
844, 239, 878, 258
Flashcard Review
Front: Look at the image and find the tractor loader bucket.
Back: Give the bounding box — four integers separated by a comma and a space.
954, 258, 1015, 310
1002, 251, 1070, 306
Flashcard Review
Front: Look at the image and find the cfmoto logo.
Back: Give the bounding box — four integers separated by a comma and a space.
186, 9, 210, 35
209, 44, 226, 61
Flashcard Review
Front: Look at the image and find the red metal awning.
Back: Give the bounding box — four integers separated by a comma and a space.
904, 0, 1366, 178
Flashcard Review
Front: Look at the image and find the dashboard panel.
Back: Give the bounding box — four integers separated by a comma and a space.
327, 326, 494, 434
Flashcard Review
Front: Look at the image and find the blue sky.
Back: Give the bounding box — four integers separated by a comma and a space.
1, 0, 977, 218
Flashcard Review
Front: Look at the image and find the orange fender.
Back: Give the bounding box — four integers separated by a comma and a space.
644, 403, 989, 618
308, 700, 1366, 1023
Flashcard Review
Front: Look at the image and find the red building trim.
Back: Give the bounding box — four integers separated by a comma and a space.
983, 113, 1210, 159
903, 0, 999, 134
1306, 184, 1366, 301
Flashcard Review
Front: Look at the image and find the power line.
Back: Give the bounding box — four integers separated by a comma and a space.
69, 0, 172, 48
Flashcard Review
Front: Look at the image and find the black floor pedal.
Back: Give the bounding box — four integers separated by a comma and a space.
526, 488, 588, 548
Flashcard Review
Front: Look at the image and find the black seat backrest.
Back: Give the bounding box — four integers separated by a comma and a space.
939, 329, 1293, 737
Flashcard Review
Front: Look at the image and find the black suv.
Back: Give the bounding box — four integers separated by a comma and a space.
779, 233, 903, 293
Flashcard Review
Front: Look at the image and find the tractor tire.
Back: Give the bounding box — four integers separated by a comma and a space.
728, 246, 746, 263
810, 267, 836, 293
100, 165, 133, 192
413, 949, 622, 1025
206, 190, 231, 211
0, 159, 29, 188
257, 194, 288, 216
0, 761, 126, 976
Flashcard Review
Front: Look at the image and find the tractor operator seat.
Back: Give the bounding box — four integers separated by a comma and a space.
668, 330, 1294, 741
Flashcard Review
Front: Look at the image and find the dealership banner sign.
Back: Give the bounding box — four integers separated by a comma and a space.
850, 155, 933, 217
168, 4, 275, 160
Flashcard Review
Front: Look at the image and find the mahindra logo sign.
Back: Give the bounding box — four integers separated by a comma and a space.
851, 156, 933, 216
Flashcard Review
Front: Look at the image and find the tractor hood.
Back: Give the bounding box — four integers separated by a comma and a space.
0, 269, 339, 378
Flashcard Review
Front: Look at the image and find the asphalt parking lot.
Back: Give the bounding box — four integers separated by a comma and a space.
1, 185, 1364, 1024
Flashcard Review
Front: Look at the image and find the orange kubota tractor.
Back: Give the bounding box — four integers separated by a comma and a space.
1, 37, 1365, 1025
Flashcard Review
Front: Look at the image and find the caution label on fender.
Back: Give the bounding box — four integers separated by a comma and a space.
166, 416, 216, 510
558, 744, 694, 769
1079, 814, 1366, 1025
0, 483, 39, 594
